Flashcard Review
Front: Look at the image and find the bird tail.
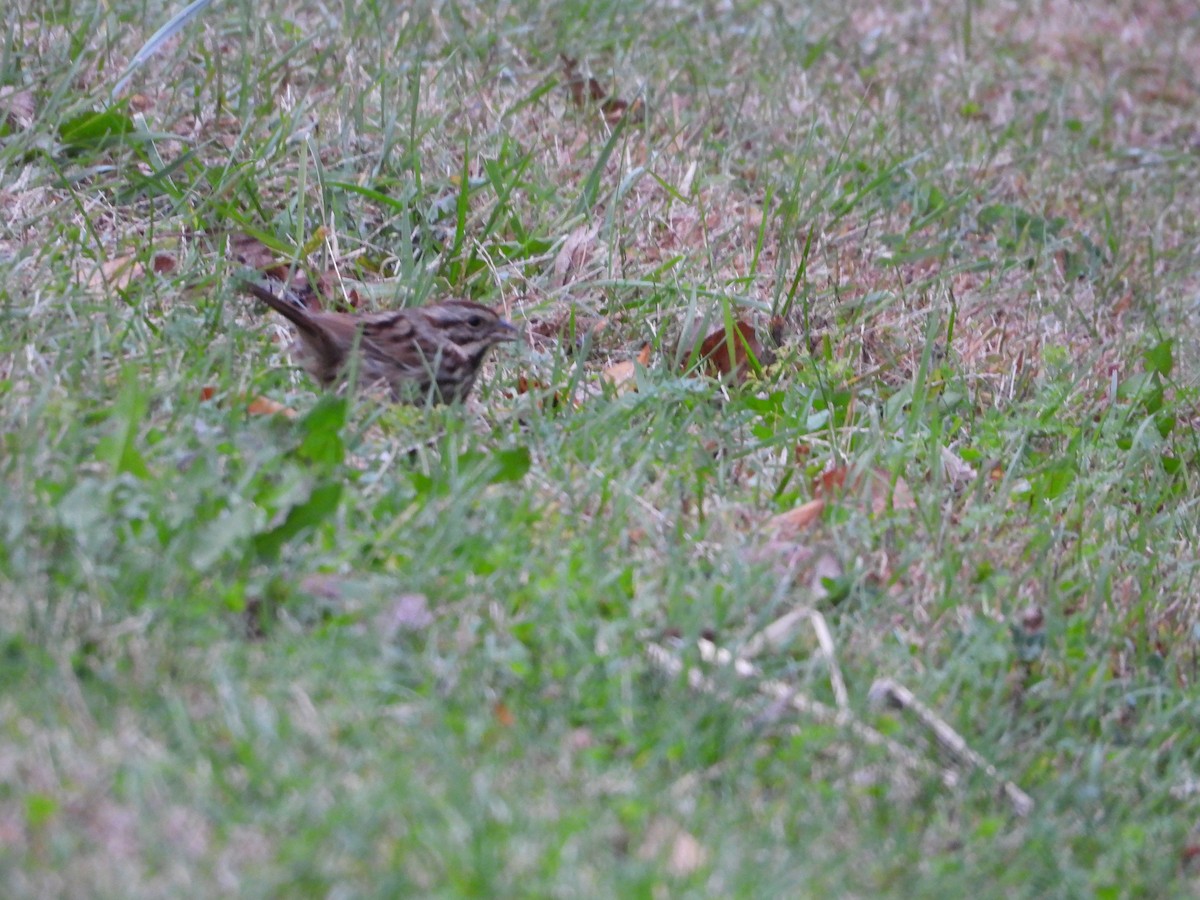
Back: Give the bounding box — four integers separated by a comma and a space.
241, 279, 312, 325
240, 278, 347, 367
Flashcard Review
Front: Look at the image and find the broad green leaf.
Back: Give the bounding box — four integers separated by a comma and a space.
253, 482, 343, 560
296, 397, 347, 466
59, 109, 135, 149
1143, 339, 1173, 377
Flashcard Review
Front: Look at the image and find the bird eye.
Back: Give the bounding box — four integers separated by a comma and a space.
468, 314, 484, 327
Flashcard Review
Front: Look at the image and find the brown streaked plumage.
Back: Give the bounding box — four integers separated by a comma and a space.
243, 281, 516, 404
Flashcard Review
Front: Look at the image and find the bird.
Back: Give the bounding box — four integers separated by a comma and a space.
242, 280, 517, 404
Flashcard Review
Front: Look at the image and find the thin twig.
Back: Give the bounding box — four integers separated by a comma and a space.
645, 641, 953, 787
869, 678, 1034, 816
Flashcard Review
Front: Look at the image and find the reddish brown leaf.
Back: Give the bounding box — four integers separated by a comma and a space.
695, 319, 778, 382
561, 53, 641, 123
767, 498, 826, 536
811, 466, 914, 515
228, 232, 284, 277
813, 466, 849, 497
493, 701, 515, 728
1020, 605, 1045, 634
516, 375, 546, 394
602, 342, 652, 393
246, 396, 297, 418
562, 55, 601, 107
200, 386, 296, 418
602, 96, 644, 125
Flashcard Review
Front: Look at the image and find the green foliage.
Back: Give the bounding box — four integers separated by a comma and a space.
2, 0, 1200, 895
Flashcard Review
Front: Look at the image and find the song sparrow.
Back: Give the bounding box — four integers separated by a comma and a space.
242, 280, 517, 404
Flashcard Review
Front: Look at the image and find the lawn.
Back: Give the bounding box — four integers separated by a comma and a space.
3, 0, 1200, 895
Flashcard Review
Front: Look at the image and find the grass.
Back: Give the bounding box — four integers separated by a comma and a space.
3, 0, 1200, 895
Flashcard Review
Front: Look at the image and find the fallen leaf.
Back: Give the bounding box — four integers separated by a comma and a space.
602, 342, 652, 394
0, 87, 35, 130
767, 498, 826, 535
88, 254, 144, 292
810, 552, 844, 600
377, 593, 434, 637
199, 387, 297, 418
811, 466, 914, 516
151, 252, 177, 274
692, 317, 781, 382
1020, 605, 1045, 634
813, 466, 849, 497
602, 95, 645, 125
638, 819, 708, 877
493, 701, 515, 728
561, 54, 608, 107
940, 445, 978, 489
228, 232, 284, 275
561, 54, 642, 124
246, 396, 297, 418
527, 313, 608, 354
552, 225, 599, 287
84, 249, 177, 294
870, 470, 915, 514
299, 574, 346, 602
516, 375, 547, 394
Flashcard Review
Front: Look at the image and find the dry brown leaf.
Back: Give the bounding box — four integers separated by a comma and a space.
527, 314, 608, 354
246, 396, 297, 418
561, 54, 608, 107
601, 95, 645, 125
88, 255, 143, 292
151, 252, 177, 275
201, 387, 298, 418
84, 249, 178, 294
561, 54, 642, 124
492, 701, 515, 728
940, 445, 978, 489
377, 593, 434, 636
0, 87, 35, 130
809, 551, 844, 601
508, 375, 568, 411
228, 232, 279, 270
813, 466, 849, 498
867, 469, 915, 514
552, 225, 599, 287
299, 574, 346, 602
692, 316, 783, 382
601, 342, 652, 394
638, 819, 708, 877
812, 466, 914, 515
768, 498, 826, 535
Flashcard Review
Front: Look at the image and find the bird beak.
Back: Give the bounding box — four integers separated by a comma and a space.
496, 319, 519, 342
